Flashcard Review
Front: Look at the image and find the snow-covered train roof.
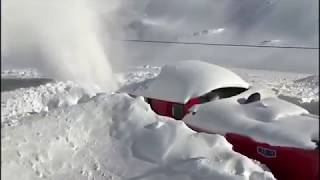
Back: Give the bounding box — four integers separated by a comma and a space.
183, 88, 319, 149
124, 60, 249, 103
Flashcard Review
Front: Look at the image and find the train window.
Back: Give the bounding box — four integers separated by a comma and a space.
172, 103, 184, 120
200, 87, 248, 103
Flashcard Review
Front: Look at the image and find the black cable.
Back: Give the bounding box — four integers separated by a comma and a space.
124, 39, 319, 50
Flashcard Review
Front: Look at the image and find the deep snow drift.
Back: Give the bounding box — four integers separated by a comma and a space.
1, 86, 275, 180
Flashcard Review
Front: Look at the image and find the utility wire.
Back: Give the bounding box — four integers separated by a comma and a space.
124, 39, 319, 50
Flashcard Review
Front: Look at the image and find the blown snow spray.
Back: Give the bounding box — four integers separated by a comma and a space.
2, 0, 119, 91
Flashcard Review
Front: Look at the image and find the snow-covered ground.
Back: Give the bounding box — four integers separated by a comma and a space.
1, 65, 318, 180
1, 68, 44, 79
232, 68, 319, 115
1, 81, 101, 127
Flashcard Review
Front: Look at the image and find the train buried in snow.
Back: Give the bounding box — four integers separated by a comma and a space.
119, 60, 319, 180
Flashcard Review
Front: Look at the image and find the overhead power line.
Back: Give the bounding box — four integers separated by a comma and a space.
124, 39, 319, 50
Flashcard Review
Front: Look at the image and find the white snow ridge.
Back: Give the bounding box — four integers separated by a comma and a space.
2, 88, 275, 180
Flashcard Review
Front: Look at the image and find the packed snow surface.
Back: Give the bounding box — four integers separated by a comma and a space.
1, 89, 275, 180
183, 87, 319, 149
121, 61, 249, 103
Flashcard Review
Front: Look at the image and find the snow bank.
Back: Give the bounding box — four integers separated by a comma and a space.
1, 92, 275, 180
120, 60, 249, 103
184, 88, 319, 149
1, 81, 101, 126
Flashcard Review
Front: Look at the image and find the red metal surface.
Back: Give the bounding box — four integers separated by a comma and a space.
187, 124, 319, 180
149, 99, 172, 117
184, 98, 201, 114
148, 97, 201, 119
225, 133, 319, 180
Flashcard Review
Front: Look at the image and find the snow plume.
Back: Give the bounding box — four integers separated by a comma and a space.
2, 0, 120, 91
